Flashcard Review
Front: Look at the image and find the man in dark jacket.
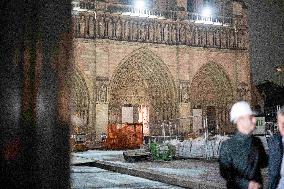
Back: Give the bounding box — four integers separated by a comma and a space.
268, 106, 284, 189
219, 101, 268, 189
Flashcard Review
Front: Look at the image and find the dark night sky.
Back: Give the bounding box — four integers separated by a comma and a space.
244, 0, 284, 85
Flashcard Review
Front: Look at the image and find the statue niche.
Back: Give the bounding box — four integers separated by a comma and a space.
96, 77, 109, 103
180, 81, 189, 103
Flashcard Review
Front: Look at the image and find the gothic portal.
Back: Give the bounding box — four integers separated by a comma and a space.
109, 48, 178, 135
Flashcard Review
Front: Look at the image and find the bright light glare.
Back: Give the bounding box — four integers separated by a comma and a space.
202, 7, 212, 17
276, 67, 283, 72
135, 0, 145, 9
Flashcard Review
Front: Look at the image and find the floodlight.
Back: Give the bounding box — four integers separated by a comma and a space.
202, 7, 212, 18
135, 0, 145, 9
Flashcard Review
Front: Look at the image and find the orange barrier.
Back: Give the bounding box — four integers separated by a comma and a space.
104, 123, 143, 150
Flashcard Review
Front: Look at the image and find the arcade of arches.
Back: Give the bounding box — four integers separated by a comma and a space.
72, 39, 252, 140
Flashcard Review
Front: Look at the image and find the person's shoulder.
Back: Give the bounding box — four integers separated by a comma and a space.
267, 135, 281, 144
220, 139, 231, 155
220, 137, 233, 149
266, 135, 282, 151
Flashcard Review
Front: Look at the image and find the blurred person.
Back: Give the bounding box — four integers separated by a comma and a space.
268, 106, 284, 189
219, 101, 268, 189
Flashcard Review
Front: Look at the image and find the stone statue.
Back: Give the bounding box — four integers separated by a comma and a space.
180, 83, 189, 103
98, 84, 107, 102
237, 82, 249, 101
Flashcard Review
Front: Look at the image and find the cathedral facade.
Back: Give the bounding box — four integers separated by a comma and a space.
71, 0, 251, 140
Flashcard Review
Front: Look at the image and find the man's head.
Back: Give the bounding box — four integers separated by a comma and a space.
230, 101, 256, 134
277, 106, 284, 136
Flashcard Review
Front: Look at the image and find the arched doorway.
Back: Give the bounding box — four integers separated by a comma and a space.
190, 62, 234, 134
109, 48, 178, 136
70, 68, 90, 135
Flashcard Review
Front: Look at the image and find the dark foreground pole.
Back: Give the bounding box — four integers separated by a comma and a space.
0, 0, 72, 188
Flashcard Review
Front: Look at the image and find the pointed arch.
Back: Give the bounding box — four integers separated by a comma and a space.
190, 62, 234, 108
190, 62, 234, 133
109, 47, 178, 133
70, 67, 91, 133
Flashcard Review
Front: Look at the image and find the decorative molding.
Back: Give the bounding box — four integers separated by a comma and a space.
73, 11, 247, 50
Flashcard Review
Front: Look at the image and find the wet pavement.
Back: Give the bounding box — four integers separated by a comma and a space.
71, 150, 268, 189
71, 166, 184, 189
71, 150, 226, 188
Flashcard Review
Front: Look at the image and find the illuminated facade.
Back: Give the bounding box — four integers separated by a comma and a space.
71, 0, 251, 140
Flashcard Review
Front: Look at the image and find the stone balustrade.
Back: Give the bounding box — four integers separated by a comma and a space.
72, 1, 247, 50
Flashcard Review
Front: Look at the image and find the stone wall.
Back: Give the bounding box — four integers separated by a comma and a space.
73, 38, 251, 139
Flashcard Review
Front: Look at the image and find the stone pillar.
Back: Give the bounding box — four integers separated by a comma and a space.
96, 103, 109, 140
178, 81, 191, 133
95, 77, 109, 140
0, 1, 72, 188
179, 103, 191, 133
